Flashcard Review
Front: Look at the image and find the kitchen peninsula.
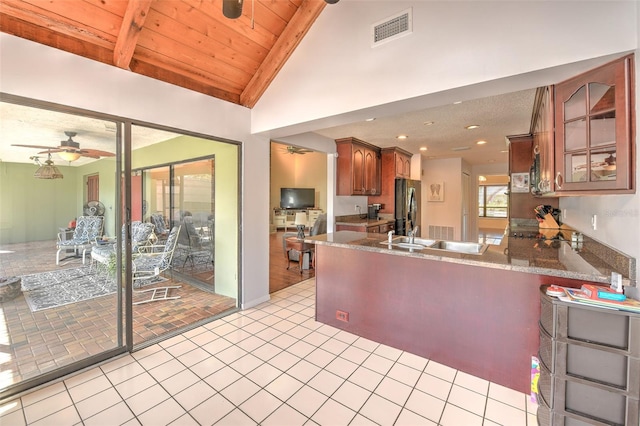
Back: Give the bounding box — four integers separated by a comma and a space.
306, 230, 635, 394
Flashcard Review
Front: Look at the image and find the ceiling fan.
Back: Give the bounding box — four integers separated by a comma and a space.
281, 146, 314, 155
12, 131, 115, 162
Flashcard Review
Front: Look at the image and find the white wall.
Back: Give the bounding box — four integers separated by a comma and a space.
254, 1, 636, 136
0, 33, 270, 308
255, 0, 638, 286
422, 157, 463, 239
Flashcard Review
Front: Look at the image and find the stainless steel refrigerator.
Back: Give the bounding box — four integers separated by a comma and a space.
394, 178, 421, 236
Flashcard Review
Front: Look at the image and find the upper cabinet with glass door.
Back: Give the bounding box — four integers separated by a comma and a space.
553, 54, 635, 194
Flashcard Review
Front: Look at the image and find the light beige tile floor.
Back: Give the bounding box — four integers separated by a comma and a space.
0, 279, 538, 425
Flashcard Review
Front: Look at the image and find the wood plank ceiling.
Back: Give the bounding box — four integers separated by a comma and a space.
0, 0, 327, 108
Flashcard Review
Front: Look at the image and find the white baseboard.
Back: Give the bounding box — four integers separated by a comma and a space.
241, 294, 270, 310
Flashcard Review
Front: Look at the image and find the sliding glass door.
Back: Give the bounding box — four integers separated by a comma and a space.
0, 97, 125, 399
130, 124, 238, 346
0, 98, 241, 399
171, 159, 215, 287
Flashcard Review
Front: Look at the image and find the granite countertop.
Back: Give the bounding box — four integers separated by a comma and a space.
306, 228, 636, 286
334, 215, 394, 227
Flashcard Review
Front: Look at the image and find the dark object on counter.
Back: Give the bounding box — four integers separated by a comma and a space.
395, 178, 421, 236
368, 204, 381, 219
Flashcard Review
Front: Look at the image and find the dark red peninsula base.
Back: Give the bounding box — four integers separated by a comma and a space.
314, 244, 590, 393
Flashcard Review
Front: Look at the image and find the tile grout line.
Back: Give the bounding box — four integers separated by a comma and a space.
6, 279, 534, 425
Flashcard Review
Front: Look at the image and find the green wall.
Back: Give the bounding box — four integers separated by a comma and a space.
131, 134, 239, 299
1, 135, 239, 299
0, 162, 79, 244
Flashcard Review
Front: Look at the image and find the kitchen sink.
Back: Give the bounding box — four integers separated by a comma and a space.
380, 237, 438, 248
380, 237, 488, 254
428, 240, 489, 255
395, 242, 429, 249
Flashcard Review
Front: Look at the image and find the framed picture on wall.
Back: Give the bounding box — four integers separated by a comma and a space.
428, 181, 444, 202
511, 172, 530, 193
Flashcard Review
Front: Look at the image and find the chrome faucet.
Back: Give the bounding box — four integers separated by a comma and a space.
387, 230, 395, 243
408, 226, 419, 244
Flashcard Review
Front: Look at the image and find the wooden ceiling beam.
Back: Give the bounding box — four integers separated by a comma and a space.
240, 0, 326, 108
131, 56, 241, 104
113, 0, 153, 69
131, 47, 243, 103
0, 0, 114, 48
0, 15, 115, 65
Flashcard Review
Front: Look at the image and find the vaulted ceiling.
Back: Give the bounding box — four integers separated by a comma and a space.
0, 0, 327, 108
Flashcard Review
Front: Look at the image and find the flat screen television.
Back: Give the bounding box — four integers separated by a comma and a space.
280, 188, 315, 209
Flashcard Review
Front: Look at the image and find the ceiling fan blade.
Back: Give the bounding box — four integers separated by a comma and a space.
12, 144, 57, 150
37, 149, 63, 154
82, 149, 115, 157
80, 153, 101, 159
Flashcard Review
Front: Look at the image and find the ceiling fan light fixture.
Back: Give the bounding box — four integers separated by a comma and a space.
58, 150, 82, 162
34, 154, 63, 179
223, 0, 243, 19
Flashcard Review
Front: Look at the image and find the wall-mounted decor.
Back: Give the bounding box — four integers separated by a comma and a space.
428, 181, 444, 202
511, 172, 530, 193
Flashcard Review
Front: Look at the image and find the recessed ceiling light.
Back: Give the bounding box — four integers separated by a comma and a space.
365, 118, 376, 122
453, 101, 462, 105
419, 147, 428, 151
465, 124, 480, 130
396, 135, 408, 140
476, 140, 487, 145
423, 121, 434, 126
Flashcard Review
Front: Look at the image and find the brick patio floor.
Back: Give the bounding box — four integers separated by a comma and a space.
0, 240, 236, 391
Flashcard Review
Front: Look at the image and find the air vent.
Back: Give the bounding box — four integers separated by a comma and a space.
371, 8, 412, 47
429, 226, 455, 241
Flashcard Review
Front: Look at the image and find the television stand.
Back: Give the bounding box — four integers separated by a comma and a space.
273, 208, 322, 232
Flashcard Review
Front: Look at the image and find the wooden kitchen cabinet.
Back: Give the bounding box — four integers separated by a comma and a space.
336, 137, 381, 195
378, 222, 394, 233
508, 134, 558, 220
553, 54, 635, 194
532, 85, 555, 194
392, 147, 412, 178
538, 286, 640, 425
368, 147, 412, 214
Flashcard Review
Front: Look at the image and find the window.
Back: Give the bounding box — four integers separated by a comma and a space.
479, 185, 508, 218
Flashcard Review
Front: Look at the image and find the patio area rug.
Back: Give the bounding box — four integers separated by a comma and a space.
21, 267, 166, 312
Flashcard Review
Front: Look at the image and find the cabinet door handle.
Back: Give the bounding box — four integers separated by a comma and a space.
555, 172, 563, 190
